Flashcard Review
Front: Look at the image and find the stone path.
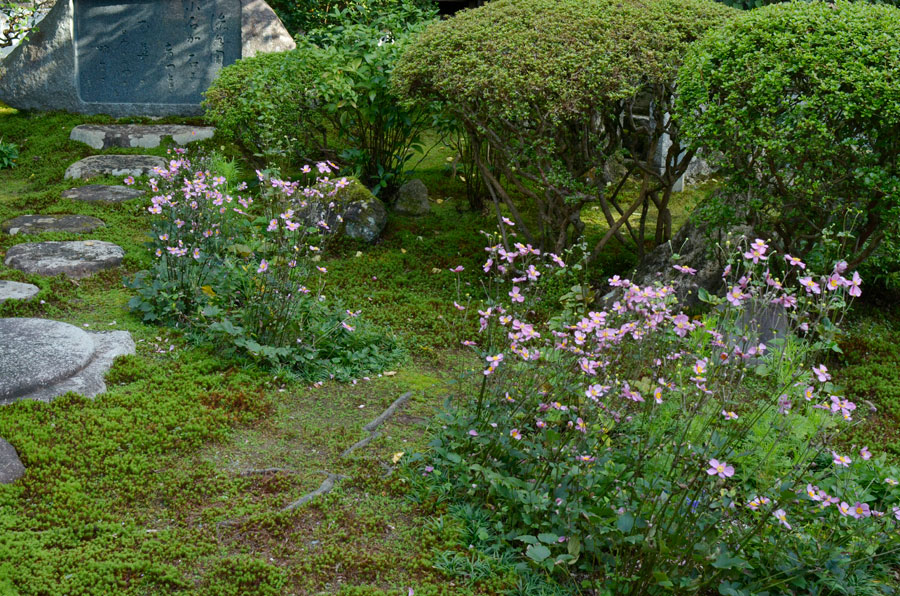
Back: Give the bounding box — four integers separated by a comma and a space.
62, 184, 144, 203
0, 317, 135, 405
64, 155, 166, 180
70, 124, 215, 150
2, 214, 105, 235
4, 240, 124, 278
0, 280, 39, 304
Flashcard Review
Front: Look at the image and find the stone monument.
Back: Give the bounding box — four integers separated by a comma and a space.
0, 0, 295, 116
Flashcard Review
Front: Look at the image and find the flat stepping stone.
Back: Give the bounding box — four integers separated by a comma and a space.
0, 317, 135, 405
0, 280, 39, 304
64, 155, 166, 180
4, 240, 124, 278
2, 214, 105, 235
70, 124, 215, 150
62, 184, 144, 204
0, 437, 25, 484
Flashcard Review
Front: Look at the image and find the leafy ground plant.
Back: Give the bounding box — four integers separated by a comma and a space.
126, 151, 403, 380
412, 232, 899, 594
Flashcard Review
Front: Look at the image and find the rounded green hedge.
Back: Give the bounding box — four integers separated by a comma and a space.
677, 0, 900, 268
203, 50, 325, 163
394, 0, 734, 121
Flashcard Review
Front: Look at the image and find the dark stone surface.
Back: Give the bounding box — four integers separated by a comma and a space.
0, 438, 25, 484
0, 0, 294, 117
70, 124, 215, 150
296, 178, 387, 243
62, 185, 145, 204
64, 155, 167, 180
633, 213, 753, 309
0, 318, 135, 405
75, 0, 241, 105
2, 214, 105, 235
4, 240, 125, 278
0, 280, 39, 304
393, 179, 430, 216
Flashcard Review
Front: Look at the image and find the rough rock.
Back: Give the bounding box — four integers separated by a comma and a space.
70, 125, 216, 150
241, 0, 297, 58
392, 179, 430, 216
64, 155, 166, 180
62, 185, 144, 204
2, 214, 105, 236
0, 280, 39, 304
632, 212, 753, 309
0, 318, 135, 405
4, 241, 125, 278
297, 178, 387, 243
0, 0, 294, 117
0, 438, 25, 484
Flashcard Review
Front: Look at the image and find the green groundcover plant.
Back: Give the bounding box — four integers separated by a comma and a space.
125, 150, 403, 381
409, 230, 899, 594
677, 0, 900, 274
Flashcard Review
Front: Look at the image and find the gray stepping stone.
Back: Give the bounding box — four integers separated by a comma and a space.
0, 280, 39, 304
4, 240, 124, 278
70, 124, 215, 150
62, 185, 144, 204
64, 155, 166, 180
2, 214, 105, 235
0, 317, 135, 405
0, 438, 25, 484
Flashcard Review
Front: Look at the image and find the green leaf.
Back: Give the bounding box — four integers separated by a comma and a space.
616, 513, 635, 534
525, 544, 551, 563
537, 533, 558, 544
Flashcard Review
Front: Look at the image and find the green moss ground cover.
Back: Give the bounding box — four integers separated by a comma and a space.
0, 107, 897, 594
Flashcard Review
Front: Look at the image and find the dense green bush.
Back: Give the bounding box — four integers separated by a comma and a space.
677, 1, 900, 272
266, 0, 434, 35
203, 51, 326, 167
393, 0, 735, 259
413, 237, 899, 594
305, 1, 439, 196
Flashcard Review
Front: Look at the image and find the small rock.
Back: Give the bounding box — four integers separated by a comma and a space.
0, 280, 39, 304
4, 240, 125, 278
70, 124, 216, 150
297, 178, 387, 243
62, 184, 144, 204
0, 438, 25, 484
64, 155, 166, 180
393, 179, 430, 216
2, 214, 105, 235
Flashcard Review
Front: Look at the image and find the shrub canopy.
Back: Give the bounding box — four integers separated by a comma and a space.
393, 0, 735, 257
677, 0, 900, 269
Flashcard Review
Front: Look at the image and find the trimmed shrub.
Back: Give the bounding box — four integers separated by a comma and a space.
203, 51, 326, 166
393, 0, 735, 259
677, 1, 900, 272
266, 0, 434, 35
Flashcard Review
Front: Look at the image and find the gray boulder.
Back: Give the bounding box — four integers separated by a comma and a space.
632, 212, 753, 309
64, 155, 166, 180
297, 178, 387, 243
4, 240, 125, 278
0, 318, 135, 405
393, 179, 430, 216
0, 438, 25, 484
62, 185, 144, 204
0, 280, 39, 304
2, 214, 105, 235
